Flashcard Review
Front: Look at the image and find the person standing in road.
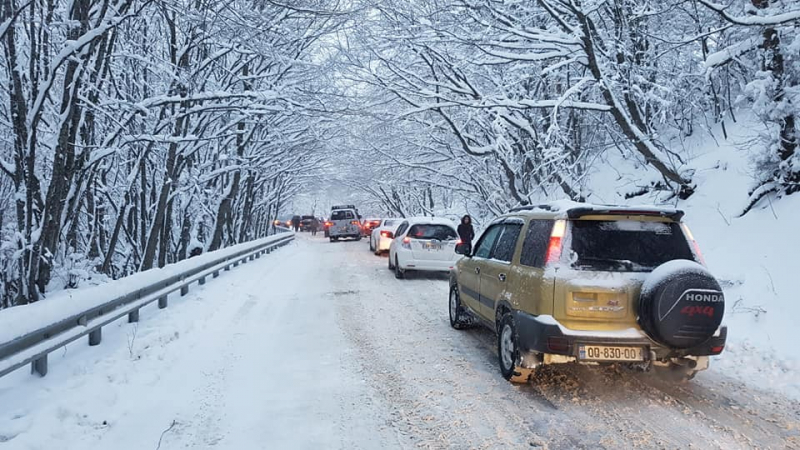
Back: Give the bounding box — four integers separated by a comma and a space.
291, 215, 301, 232
311, 217, 319, 236
457, 215, 475, 253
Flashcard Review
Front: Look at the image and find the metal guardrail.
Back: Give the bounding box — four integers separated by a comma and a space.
0, 231, 295, 379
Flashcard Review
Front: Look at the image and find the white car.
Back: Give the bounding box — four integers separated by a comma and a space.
370, 218, 401, 255
388, 217, 460, 279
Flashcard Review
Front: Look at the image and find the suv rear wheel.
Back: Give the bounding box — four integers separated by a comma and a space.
498, 313, 532, 383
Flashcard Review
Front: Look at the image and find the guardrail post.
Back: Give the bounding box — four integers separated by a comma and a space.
181, 284, 189, 296
31, 356, 47, 377
225, 264, 231, 271
212, 270, 219, 278
89, 328, 102, 346
199, 275, 206, 285
128, 309, 140, 323
158, 296, 168, 309
249, 254, 254, 261
233, 261, 239, 267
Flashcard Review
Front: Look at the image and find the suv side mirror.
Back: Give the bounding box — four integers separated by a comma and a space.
455, 242, 471, 256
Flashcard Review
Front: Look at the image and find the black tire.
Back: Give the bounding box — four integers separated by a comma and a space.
356, 235, 362, 241
638, 260, 724, 349
394, 257, 405, 279
329, 237, 335, 242
498, 313, 532, 383
388, 255, 395, 270
449, 285, 470, 329
369, 239, 375, 252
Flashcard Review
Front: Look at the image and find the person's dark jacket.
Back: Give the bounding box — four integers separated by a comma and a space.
457, 219, 474, 244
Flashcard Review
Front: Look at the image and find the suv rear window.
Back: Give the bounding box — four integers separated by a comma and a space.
331, 210, 354, 220
568, 220, 694, 272
407, 224, 458, 241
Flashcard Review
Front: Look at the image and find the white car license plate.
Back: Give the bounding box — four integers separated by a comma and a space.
578, 345, 644, 362
425, 242, 442, 250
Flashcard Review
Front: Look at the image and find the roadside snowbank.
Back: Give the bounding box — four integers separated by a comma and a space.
0, 233, 292, 346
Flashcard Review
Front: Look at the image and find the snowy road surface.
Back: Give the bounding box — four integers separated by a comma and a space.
1, 234, 798, 449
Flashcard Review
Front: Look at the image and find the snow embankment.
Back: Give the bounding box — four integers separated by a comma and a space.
0, 233, 293, 346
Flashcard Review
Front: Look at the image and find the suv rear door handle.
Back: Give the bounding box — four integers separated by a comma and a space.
498, 273, 506, 282
475, 267, 480, 274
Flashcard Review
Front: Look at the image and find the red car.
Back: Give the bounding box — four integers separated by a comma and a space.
361, 218, 381, 237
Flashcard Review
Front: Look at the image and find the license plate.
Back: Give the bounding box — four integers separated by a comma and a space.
578, 345, 644, 362
424, 242, 442, 250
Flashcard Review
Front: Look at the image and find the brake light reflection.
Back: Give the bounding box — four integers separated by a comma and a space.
545, 220, 566, 265
681, 223, 706, 265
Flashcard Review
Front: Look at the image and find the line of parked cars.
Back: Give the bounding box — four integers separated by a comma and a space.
364, 216, 461, 279
349, 202, 727, 386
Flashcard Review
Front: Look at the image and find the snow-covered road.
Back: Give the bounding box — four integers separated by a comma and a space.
1, 234, 797, 449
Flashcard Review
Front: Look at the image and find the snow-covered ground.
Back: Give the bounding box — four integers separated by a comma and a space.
0, 235, 797, 449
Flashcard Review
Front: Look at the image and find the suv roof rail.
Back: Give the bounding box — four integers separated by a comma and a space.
508, 204, 557, 213
331, 204, 356, 210
507, 202, 684, 221
566, 206, 684, 221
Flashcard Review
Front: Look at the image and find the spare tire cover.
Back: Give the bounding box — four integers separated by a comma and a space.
638, 260, 724, 349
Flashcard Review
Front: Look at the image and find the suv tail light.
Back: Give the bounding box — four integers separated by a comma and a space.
545, 220, 566, 265
351, 220, 360, 226
380, 230, 394, 238
681, 223, 706, 265
401, 236, 411, 249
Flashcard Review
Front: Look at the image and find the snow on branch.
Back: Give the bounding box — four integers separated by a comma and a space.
697, 0, 800, 26
704, 36, 760, 70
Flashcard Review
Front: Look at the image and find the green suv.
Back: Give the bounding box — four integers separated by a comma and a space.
449, 202, 727, 383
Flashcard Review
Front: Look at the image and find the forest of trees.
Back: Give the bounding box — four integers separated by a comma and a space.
1, 0, 798, 308
0, 0, 348, 307
340, 0, 798, 219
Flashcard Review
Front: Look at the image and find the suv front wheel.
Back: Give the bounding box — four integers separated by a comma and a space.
498, 313, 532, 383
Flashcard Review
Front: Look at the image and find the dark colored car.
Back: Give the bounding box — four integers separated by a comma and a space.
299, 215, 316, 232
